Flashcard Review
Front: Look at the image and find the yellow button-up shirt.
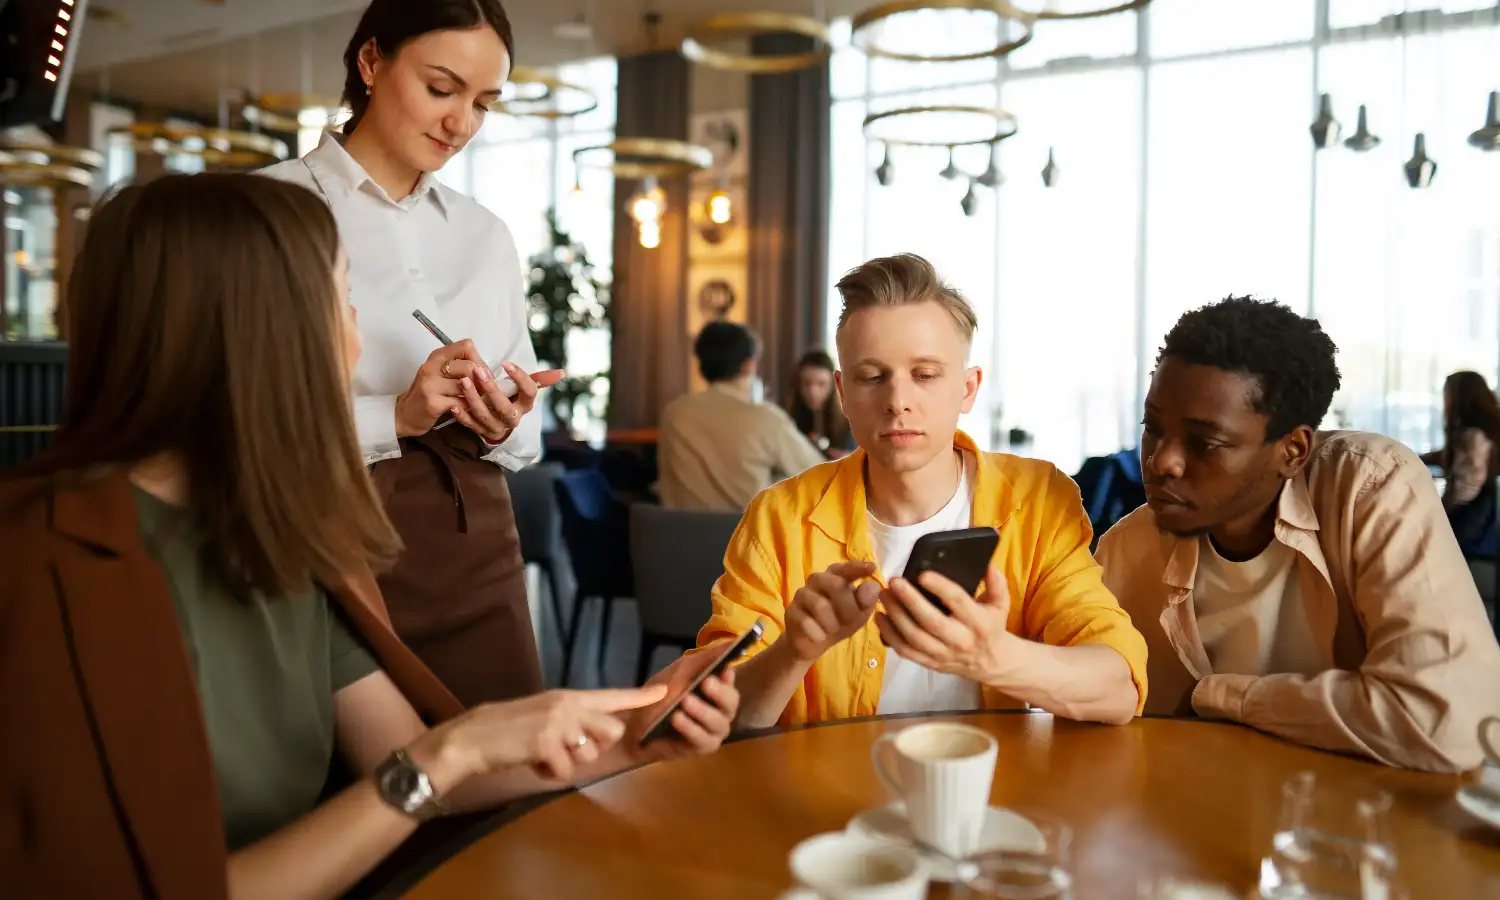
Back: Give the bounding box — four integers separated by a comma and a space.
696, 431, 1149, 726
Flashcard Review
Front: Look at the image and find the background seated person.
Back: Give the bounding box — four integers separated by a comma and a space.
694, 253, 1147, 729
1097, 296, 1500, 773
787, 348, 857, 460
658, 321, 826, 511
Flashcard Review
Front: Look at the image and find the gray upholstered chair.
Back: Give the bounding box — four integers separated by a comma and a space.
628, 504, 742, 684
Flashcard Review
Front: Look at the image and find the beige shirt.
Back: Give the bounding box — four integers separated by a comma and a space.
1097, 431, 1500, 772
658, 382, 826, 512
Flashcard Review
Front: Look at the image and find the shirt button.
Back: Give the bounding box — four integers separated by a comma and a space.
868, 658, 879, 668
408, 268, 421, 277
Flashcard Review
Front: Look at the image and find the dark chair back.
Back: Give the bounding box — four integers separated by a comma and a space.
629, 505, 741, 641
553, 468, 633, 599
507, 462, 566, 565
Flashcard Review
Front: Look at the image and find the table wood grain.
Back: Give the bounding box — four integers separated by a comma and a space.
404, 712, 1500, 899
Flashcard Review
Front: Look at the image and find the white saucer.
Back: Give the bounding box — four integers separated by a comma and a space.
846, 802, 1045, 882
1456, 784, 1500, 831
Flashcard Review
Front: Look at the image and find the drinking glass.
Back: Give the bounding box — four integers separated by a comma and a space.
1257, 771, 1407, 900
959, 818, 1073, 900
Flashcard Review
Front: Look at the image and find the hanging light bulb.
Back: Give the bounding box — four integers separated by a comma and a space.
976, 144, 1003, 189
629, 176, 665, 224
939, 145, 962, 180
1343, 105, 1381, 152
705, 177, 732, 225
1310, 93, 1341, 150
874, 143, 894, 186
570, 169, 585, 196
1041, 146, 1060, 187
1404, 133, 1437, 188
1468, 91, 1500, 151
638, 218, 662, 249
959, 179, 979, 217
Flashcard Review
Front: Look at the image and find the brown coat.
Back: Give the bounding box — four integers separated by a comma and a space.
0, 471, 465, 899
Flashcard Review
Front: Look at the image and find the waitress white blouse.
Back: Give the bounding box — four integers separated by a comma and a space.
261, 132, 541, 472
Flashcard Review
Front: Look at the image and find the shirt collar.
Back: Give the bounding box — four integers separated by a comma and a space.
305, 131, 450, 219
807, 431, 1020, 559
709, 380, 753, 402
1159, 471, 1321, 593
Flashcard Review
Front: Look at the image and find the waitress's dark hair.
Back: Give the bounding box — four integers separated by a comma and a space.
341, 0, 515, 135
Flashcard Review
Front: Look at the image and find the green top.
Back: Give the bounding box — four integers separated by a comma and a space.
133, 487, 380, 851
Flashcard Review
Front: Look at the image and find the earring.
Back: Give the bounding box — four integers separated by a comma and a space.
365, 84, 372, 97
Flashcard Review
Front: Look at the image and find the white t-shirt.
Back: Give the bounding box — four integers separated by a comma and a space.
1193, 536, 1325, 677
870, 457, 984, 715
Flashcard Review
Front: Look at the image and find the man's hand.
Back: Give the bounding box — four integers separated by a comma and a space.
784, 561, 882, 662
875, 565, 1019, 684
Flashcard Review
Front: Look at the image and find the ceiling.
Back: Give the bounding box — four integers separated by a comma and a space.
72, 0, 869, 117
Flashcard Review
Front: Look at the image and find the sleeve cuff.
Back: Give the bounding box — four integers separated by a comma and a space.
1192, 673, 1255, 720
355, 395, 402, 465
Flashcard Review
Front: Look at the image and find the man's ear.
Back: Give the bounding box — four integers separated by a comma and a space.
1277, 425, 1316, 478
835, 369, 844, 407
960, 366, 983, 415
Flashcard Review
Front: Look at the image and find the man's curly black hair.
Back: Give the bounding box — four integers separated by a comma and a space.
1156, 296, 1342, 441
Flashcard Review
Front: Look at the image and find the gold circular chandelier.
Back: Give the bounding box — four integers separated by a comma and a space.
242, 93, 350, 133
1010, 0, 1152, 20
572, 137, 713, 180
680, 12, 832, 74
0, 143, 104, 189
110, 122, 288, 168
493, 66, 599, 119
850, 0, 1034, 62
863, 105, 1018, 147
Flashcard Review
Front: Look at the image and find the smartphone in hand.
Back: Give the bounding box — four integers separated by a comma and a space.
900, 527, 999, 615
638, 620, 764, 746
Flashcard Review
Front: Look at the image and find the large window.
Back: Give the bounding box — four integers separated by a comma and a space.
446, 57, 618, 272
442, 58, 619, 400
829, 7, 1500, 472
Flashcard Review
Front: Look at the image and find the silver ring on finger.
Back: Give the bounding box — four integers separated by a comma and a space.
572, 735, 589, 749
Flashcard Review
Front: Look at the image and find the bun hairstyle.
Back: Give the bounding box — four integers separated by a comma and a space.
341, 0, 516, 135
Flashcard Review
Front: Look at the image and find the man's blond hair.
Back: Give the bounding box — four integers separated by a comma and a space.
834, 253, 978, 341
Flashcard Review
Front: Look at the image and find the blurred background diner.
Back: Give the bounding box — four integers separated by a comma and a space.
4, 0, 1500, 691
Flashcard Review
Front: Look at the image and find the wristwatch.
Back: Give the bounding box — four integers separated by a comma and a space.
374, 748, 447, 821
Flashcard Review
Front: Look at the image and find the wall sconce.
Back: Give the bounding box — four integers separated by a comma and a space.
705, 177, 732, 225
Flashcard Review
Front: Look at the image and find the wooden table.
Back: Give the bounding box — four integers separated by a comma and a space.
405, 712, 1500, 899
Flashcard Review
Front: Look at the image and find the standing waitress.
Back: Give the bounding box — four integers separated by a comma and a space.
264, 0, 559, 706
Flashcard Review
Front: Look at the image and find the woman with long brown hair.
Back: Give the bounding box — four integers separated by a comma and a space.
0, 174, 738, 899
262, 0, 558, 704
1427, 370, 1500, 555
786, 348, 855, 460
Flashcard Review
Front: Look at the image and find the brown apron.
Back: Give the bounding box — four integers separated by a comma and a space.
369, 425, 543, 708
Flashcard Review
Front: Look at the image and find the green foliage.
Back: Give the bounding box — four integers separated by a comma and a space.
525, 210, 611, 430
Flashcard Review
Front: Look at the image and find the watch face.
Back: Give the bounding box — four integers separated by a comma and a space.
384, 764, 419, 799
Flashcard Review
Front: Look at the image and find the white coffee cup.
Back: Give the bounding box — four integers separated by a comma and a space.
789, 832, 929, 900
871, 722, 998, 858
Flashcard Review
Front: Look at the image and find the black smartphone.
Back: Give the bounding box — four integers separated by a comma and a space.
900, 527, 1000, 615
638, 620, 764, 746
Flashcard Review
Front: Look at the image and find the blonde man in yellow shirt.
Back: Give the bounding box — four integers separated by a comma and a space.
695, 253, 1149, 728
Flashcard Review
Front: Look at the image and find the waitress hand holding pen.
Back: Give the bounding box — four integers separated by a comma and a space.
397, 311, 564, 444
